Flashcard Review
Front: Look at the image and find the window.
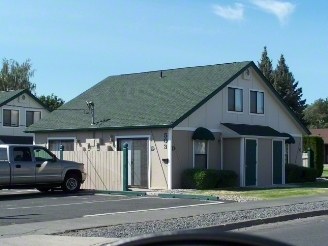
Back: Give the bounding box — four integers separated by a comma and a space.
34, 147, 54, 162
228, 87, 243, 112
0, 148, 8, 161
194, 140, 208, 169
26, 111, 41, 127
13, 147, 32, 162
3, 109, 19, 127
285, 144, 289, 164
48, 139, 74, 151
250, 91, 264, 114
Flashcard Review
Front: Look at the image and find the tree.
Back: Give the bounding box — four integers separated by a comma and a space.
303, 98, 328, 128
0, 58, 36, 93
273, 55, 307, 124
38, 93, 65, 112
258, 46, 274, 84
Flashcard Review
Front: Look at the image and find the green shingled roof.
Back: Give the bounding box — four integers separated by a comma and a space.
24, 61, 309, 134
0, 89, 26, 106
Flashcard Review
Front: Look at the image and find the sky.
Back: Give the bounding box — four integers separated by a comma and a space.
0, 0, 327, 105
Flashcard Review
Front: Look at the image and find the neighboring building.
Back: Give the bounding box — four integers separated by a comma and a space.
0, 89, 50, 144
26, 61, 310, 189
309, 129, 328, 163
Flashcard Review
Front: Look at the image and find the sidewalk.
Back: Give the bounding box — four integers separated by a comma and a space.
1, 194, 328, 245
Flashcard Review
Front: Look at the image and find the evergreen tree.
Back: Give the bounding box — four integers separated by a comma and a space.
258, 46, 274, 84
273, 54, 307, 124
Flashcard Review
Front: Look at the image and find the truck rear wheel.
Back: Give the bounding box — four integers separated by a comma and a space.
62, 173, 81, 193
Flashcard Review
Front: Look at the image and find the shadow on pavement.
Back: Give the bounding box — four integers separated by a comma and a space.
0, 190, 95, 201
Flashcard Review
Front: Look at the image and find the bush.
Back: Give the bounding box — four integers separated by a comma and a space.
303, 136, 324, 177
285, 164, 317, 183
182, 169, 238, 189
216, 170, 238, 188
301, 167, 317, 182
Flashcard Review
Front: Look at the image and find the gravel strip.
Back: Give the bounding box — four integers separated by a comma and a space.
58, 201, 328, 238
147, 189, 263, 202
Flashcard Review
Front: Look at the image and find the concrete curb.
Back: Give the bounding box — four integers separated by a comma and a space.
94, 190, 147, 196
191, 209, 328, 233
158, 193, 220, 201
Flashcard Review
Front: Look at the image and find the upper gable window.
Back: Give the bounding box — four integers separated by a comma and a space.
3, 109, 19, 127
250, 90, 264, 114
228, 87, 243, 112
26, 111, 41, 127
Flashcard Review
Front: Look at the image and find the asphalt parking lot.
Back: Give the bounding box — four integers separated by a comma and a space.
0, 190, 223, 226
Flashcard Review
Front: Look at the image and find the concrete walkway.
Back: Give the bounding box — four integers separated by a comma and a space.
1, 194, 328, 245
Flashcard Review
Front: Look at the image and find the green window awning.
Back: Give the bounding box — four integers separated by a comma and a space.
192, 127, 215, 141
280, 133, 295, 144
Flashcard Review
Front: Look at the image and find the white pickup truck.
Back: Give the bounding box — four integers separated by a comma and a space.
0, 144, 86, 193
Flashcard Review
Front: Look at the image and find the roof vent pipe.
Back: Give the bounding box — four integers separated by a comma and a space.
86, 101, 95, 125
160, 71, 163, 78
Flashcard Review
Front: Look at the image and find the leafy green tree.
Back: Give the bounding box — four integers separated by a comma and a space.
273, 54, 307, 124
0, 58, 36, 93
304, 98, 328, 128
38, 93, 65, 112
258, 46, 274, 84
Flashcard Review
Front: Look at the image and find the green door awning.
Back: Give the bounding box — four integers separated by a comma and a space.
192, 127, 215, 141
280, 133, 295, 144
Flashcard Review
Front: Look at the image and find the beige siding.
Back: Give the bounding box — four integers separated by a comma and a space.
53, 150, 122, 190
223, 138, 240, 186
175, 67, 305, 136
0, 93, 49, 138
171, 131, 221, 188
208, 132, 221, 169
289, 137, 302, 166
36, 128, 169, 189
257, 139, 273, 186
171, 131, 192, 188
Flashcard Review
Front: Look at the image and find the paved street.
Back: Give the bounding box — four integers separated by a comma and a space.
232, 215, 328, 246
0, 189, 223, 226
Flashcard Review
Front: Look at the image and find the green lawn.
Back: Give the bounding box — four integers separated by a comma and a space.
189, 181, 328, 199
321, 166, 328, 177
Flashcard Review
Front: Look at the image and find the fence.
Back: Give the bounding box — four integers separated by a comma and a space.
52, 150, 123, 190
302, 152, 308, 167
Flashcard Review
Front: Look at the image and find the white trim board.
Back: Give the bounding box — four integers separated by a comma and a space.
167, 129, 172, 190
222, 135, 289, 140
173, 127, 221, 132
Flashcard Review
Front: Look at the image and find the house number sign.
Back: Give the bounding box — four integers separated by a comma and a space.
164, 133, 168, 149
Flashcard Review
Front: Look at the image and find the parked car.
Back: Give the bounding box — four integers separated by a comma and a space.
0, 144, 86, 193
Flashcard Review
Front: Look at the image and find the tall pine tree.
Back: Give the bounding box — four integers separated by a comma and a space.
258, 46, 274, 85
273, 54, 307, 124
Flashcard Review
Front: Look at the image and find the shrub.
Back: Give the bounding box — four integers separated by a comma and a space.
303, 136, 324, 177
182, 169, 238, 189
216, 170, 238, 188
301, 167, 317, 182
182, 169, 217, 189
285, 164, 317, 183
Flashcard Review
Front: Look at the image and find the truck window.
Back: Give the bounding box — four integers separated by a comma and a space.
34, 147, 53, 162
0, 148, 8, 161
13, 147, 32, 162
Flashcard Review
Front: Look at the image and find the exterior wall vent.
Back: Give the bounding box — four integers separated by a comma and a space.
243, 68, 251, 80
19, 94, 27, 103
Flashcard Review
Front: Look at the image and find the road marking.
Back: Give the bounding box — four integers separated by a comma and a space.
6, 197, 155, 210
84, 202, 224, 217
95, 194, 125, 197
